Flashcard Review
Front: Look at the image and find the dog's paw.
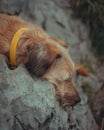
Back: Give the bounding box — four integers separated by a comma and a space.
75, 64, 90, 77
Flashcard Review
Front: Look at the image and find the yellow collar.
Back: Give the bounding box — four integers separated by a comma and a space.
10, 27, 28, 68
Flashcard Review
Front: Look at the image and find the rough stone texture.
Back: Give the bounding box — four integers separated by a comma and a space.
0, 0, 103, 130
0, 54, 98, 130
0, 55, 69, 130
92, 86, 104, 128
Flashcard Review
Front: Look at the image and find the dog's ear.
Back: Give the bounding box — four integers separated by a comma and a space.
50, 37, 68, 48
75, 64, 90, 77
26, 42, 61, 77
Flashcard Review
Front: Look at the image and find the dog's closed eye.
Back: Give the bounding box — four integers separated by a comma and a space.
55, 54, 62, 61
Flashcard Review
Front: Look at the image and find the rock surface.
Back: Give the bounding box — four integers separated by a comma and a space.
0, 54, 98, 130
0, 55, 69, 130
0, 0, 103, 130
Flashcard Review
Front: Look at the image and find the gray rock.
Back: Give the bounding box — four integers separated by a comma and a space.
0, 0, 25, 15
0, 55, 68, 130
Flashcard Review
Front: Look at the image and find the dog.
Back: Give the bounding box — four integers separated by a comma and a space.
0, 13, 89, 107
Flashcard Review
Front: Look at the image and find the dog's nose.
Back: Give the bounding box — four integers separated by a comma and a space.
75, 98, 81, 105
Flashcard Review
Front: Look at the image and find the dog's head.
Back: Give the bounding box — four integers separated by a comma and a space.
24, 37, 89, 107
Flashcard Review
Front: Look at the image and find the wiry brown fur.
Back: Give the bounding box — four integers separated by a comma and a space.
0, 13, 89, 107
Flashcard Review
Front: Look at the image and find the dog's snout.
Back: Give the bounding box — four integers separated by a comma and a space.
75, 97, 81, 105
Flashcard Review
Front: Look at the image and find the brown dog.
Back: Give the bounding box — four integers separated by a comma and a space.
0, 13, 89, 107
